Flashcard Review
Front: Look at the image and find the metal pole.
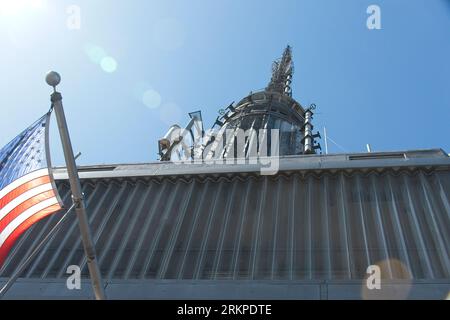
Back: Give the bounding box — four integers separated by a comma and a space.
323, 127, 329, 155
303, 109, 314, 154
0, 204, 75, 299
45, 71, 106, 300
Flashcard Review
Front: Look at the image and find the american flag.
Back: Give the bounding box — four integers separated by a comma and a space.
0, 113, 62, 266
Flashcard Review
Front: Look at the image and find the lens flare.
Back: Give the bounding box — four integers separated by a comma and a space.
0, 0, 45, 15
85, 44, 107, 65
142, 89, 162, 109
100, 56, 118, 73
362, 259, 412, 300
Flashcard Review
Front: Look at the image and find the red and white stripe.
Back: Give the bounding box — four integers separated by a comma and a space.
0, 169, 61, 266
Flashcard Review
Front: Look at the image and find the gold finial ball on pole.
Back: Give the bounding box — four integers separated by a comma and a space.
45, 71, 61, 88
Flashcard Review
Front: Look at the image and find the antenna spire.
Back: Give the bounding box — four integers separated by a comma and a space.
266, 45, 294, 96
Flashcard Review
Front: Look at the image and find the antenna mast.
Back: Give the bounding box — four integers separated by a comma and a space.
266, 45, 294, 96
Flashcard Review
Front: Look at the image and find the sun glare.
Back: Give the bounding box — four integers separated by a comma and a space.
0, 0, 45, 16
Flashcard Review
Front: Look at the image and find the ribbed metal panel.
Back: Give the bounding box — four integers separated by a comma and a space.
1, 166, 449, 282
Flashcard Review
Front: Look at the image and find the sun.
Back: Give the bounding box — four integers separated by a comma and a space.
0, 0, 45, 16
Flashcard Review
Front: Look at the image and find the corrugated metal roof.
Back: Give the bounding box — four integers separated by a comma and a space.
1, 150, 449, 285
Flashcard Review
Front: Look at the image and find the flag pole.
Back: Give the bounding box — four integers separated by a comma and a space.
0, 204, 76, 299
45, 71, 106, 300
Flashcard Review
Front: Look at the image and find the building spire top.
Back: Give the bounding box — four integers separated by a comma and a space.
266, 45, 294, 97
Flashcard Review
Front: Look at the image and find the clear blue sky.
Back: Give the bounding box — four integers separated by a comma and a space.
1, 0, 449, 166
